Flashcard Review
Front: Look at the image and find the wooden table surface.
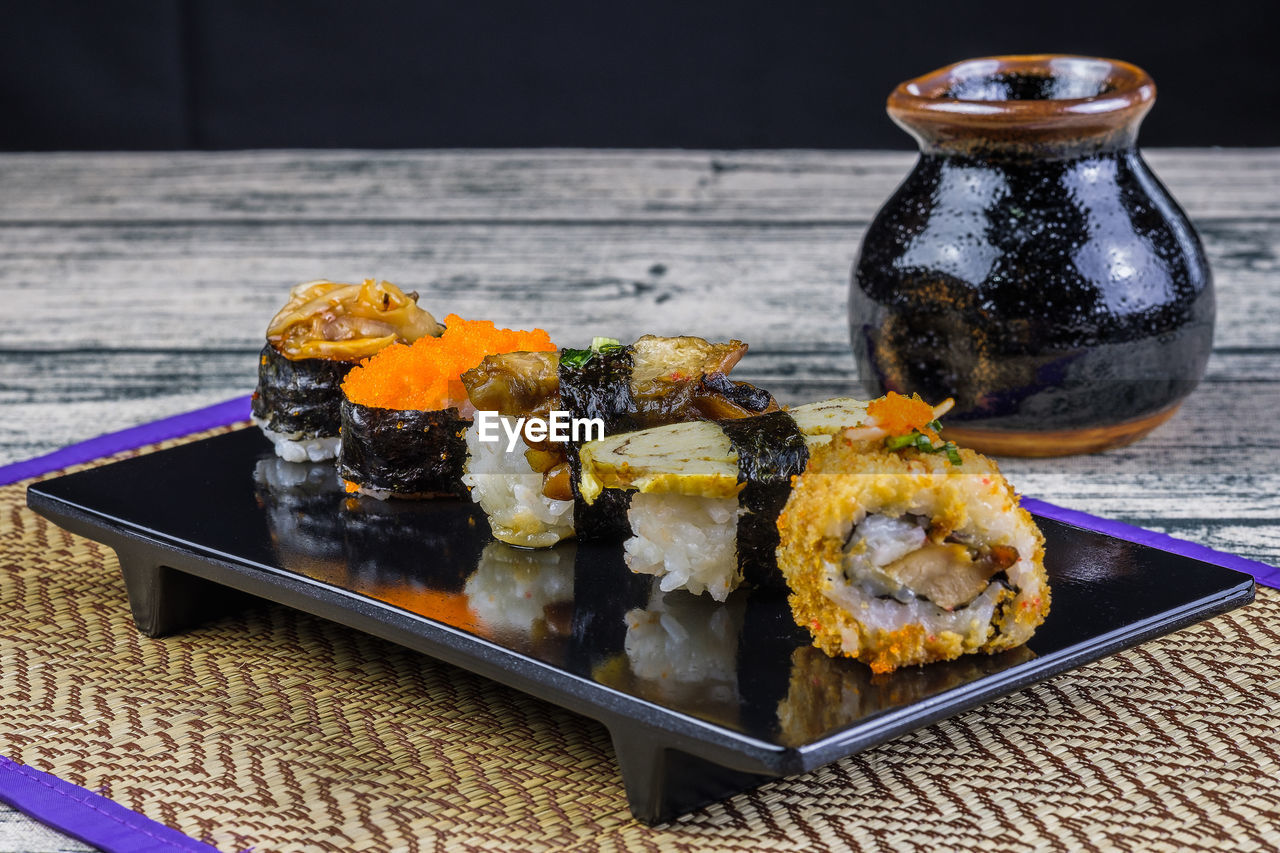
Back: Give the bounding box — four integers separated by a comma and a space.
2, 148, 1277, 850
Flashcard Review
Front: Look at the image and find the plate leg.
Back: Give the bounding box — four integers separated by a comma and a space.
610, 729, 774, 825
116, 550, 240, 638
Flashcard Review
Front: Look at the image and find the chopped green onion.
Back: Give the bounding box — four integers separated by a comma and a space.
945, 443, 962, 466
926, 419, 943, 433
559, 347, 593, 369
885, 430, 962, 465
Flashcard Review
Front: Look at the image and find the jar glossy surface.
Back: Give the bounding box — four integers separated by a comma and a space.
850, 56, 1213, 455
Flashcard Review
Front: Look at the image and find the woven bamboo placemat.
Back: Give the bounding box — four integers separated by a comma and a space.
3, 429, 1279, 852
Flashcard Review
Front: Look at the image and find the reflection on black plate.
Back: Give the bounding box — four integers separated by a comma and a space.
27, 427, 1255, 824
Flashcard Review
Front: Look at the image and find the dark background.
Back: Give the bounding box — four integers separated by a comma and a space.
4, 0, 1276, 151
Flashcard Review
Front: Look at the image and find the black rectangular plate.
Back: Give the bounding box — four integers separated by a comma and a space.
26, 428, 1255, 824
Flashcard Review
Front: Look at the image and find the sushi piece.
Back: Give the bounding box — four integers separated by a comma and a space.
460, 335, 778, 547
252, 279, 443, 462
338, 315, 555, 499
578, 397, 881, 600
776, 435, 1049, 673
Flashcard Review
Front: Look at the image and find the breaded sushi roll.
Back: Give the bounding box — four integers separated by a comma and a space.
460, 335, 778, 547
338, 316, 555, 499
252, 279, 443, 462
776, 436, 1049, 674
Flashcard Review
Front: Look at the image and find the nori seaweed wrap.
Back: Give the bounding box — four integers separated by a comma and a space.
252, 342, 354, 440
338, 401, 470, 498
719, 411, 811, 589
559, 343, 639, 541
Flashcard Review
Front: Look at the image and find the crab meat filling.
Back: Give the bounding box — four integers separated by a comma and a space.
843, 514, 1018, 610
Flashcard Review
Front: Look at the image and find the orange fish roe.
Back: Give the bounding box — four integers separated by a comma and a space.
867, 391, 939, 440
342, 314, 555, 411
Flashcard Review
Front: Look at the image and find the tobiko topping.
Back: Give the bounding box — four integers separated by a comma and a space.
342, 314, 555, 412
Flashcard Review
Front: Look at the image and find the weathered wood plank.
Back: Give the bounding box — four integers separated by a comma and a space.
1, 218, 1276, 350
1, 149, 1277, 223
1, 346, 1273, 410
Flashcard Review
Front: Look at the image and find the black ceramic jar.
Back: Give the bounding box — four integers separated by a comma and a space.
850, 55, 1213, 455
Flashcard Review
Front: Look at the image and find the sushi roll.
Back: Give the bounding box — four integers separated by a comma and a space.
338, 315, 555, 499
578, 397, 881, 600
252, 279, 443, 462
460, 335, 778, 547
776, 435, 1049, 674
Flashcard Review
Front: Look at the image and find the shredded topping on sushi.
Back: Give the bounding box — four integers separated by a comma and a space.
842, 392, 961, 464
266, 279, 445, 361
342, 315, 555, 413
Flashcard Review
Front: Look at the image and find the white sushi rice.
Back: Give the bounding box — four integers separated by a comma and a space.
253, 416, 341, 463
624, 493, 743, 601
461, 418, 575, 548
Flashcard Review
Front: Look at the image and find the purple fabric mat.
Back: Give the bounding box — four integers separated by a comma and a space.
0, 757, 221, 853
2, 396, 1273, 850
0, 396, 252, 487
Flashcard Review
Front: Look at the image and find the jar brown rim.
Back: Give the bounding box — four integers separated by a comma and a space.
888, 54, 1155, 130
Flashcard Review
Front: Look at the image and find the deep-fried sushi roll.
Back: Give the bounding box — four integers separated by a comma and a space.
252, 279, 444, 462
776, 437, 1050, 674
